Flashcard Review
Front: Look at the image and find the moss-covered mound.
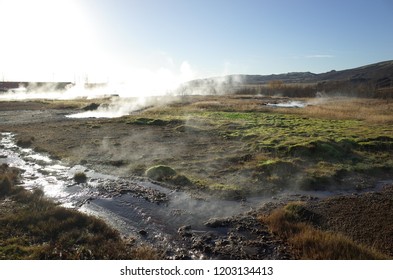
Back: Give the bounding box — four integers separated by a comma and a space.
145, 165, 177, 181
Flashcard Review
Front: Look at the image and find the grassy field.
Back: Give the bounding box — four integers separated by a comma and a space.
1, 95, 392, 259
116, 96, 393, 196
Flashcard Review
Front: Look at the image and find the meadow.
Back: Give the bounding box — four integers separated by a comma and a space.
118, 96, 393, 197
1, 95, 392, 259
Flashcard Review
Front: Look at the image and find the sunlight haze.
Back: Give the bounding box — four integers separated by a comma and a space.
0, 0, 392, 83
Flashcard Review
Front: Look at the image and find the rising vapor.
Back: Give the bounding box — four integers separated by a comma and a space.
1, 60, 244, 119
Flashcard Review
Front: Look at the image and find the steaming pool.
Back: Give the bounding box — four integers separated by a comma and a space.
63, 95, 310, 120
266, 100, 308, 108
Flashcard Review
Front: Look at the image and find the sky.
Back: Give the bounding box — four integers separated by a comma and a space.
0, 0, 392, 83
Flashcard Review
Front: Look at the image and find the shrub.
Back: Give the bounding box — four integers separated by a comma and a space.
0, 164, 19, 197
0, 174, 13, 197
16, 136, 34, 148
73, 172, 87, 183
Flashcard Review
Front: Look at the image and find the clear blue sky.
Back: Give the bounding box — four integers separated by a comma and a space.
1, 0, 392, 82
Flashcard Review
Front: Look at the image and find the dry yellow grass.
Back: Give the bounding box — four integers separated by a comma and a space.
180, 96, 393, 124
279, 98, 393, 124
130, 245, 162, 260
260, 202, 390, 260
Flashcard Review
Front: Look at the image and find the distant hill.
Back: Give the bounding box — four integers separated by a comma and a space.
238, 60, 393, 85
181, 60, 393, 98
316, 60, 393, 86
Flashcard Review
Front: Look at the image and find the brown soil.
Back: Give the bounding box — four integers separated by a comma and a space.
304, 183, 393, 257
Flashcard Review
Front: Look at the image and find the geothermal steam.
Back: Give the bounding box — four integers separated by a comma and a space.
1, 62, 246, 118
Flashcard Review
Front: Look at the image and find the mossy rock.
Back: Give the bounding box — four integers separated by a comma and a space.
288, 140, 354, 161
145, 165, 177, 181
82, 103, 100, 111
256, 159, 299, 177
170, 174, 192, 186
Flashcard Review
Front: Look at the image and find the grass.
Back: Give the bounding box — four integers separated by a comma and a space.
299, 98, 393, 124
0, 164, 161, 260
260, 202, 390, 259
120, 96, 393, 194
8, 96, 393, 196
73, 172, 87, 183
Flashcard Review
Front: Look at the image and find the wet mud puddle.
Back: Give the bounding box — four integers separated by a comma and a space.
0, 132, 259, 256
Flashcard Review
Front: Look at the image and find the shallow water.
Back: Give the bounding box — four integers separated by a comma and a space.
0, 132, 257, 243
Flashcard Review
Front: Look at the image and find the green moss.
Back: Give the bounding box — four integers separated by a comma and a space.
118, 102, 393, 195
170, 174, 192, 186
284, 202, 314, 221
145, 165, 177, 181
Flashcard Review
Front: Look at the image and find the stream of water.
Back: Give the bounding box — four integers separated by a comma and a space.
0, 132, 260, 251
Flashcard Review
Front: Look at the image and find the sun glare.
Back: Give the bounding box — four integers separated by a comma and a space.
0, 0, 101, 82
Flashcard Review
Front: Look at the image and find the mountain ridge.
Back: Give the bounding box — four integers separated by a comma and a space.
181, 60, 393, 97
215, 60, 393, 85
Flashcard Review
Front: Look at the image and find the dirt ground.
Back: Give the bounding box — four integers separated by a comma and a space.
0, 100, 240, 178
304, 183, 393, 257
1, 97, 392, 258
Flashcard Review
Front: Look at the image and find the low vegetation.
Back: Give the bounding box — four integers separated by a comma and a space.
73, 171, 87, 183
5, 97, 393, 197
0, 164, 160, 260
145, 165, 193, 187
120, 97, 393, 195
260, 202, 389, 259
145, 165, 177, 181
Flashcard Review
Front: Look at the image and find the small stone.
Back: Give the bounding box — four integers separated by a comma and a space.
138, 229, 148, 236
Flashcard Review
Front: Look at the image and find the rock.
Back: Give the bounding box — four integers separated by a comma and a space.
82, 103, 100, 111
16, 136, 34, 148
178, 225, 192, 237
138, 229, 148, 236
178, 225, 192, 231
204, 218, 231, 228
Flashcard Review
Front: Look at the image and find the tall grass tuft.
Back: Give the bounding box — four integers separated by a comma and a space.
260, 202, 389, 259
